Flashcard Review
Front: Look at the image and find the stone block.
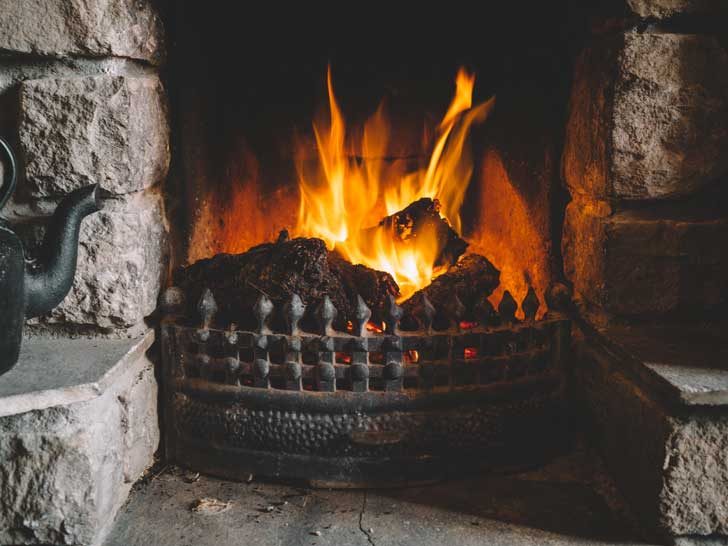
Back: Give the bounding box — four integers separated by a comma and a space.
0, 0, 164, 64
573, 338, 669, 535
563, 33, 728, 200
121, 362, 159, 482
19, 74, 170, 197
37, 192, 168, 330
625, 0, 727, 19
663, 415, 728, 536
0, 332, 158, 546
575, 332, 728, 541
562, 198, 728, 317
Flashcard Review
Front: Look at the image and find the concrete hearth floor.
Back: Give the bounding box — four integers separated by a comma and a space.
104, 444, 656, 546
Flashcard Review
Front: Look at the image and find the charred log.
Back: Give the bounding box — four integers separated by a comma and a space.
401, 253, 500, 330
174, 236, 399, 332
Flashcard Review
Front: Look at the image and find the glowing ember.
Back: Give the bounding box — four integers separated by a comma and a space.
464, 347, 478, 359
346, 321, 386, 335
336, 352, 352, 364
366, 321, 385, 334
295, 67, 494, 301
405, 350, 420, 364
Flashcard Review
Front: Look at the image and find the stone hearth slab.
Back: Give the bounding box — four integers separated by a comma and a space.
104, 447, 648, 546
0, 332, 154, 417
0, 331, 159, 546
645, 363, 728, 406
574, 321, 728, 544
603, 324, 728, 407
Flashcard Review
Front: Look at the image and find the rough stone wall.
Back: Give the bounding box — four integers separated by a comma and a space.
561, 0, 728, 322
0, 0, 169, 335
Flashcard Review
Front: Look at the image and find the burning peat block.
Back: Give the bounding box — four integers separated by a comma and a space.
365, 197, 468, 269
401, 254, 500, 329
174, 237, 398, 332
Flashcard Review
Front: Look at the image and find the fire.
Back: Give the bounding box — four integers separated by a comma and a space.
468, 149, 551, 318
295, 67, 494, 300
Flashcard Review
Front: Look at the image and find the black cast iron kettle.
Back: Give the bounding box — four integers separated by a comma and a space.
0, 138, 101, 376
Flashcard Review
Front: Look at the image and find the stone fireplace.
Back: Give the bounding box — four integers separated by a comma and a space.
0, 1, 727, 545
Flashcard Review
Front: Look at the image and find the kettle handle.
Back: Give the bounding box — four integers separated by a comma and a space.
0, 137, 17, 212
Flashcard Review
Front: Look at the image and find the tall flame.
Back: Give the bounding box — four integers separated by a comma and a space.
295, 67, 494, 300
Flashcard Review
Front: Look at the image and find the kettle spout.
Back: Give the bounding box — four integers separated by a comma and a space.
24, 184, 101, 318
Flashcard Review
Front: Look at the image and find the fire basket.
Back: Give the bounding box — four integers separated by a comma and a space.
160, 286, 571, 487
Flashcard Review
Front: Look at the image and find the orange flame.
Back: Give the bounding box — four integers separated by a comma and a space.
295, 67, 494, 301
469, 149, 551, 319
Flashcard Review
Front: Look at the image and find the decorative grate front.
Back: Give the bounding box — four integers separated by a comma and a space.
160, 287, 571, 486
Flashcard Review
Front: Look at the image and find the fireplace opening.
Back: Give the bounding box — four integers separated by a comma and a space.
167, 4, 591, 321
156, 3, 593, 485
